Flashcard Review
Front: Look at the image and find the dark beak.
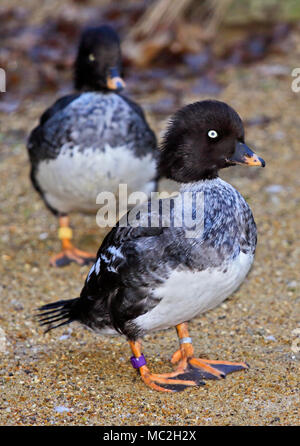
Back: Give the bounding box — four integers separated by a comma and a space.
228, 142, 265, 167
106, 67, 126, 91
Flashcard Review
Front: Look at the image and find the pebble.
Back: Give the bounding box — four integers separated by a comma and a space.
59, 335, 70, 341
10, 299, 24, 311
265, 184, 285, 194
264, 335, 276, 341
287, 281, 297, 290
54, 406, 70, 413
39, 232, 48, 240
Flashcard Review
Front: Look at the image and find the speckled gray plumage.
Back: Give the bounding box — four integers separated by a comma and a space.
48, 178, 256, 339
28, 92, 157, 163
27, 91, 158, 214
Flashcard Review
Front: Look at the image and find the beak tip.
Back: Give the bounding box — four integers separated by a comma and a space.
232, 142, 265, 168
259, 158, 266, 168
107, 78, 125, 92
116, 81, 124, 91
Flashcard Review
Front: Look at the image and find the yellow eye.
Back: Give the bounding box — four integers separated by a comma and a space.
89, 54, 95, 62
208, 130, 218, 138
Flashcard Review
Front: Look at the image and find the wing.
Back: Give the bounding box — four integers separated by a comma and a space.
28, 93, 157, 164
80, 205, 186, 337
27, 93, 82, 165
39, 94, 81, 126
84, 223, 165, 293
83, 190, 206, 296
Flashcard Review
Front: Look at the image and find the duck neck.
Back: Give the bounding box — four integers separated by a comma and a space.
197, 169, 219, 181
73, 65, 109, 93
179, 176, 222, 193
74, 78, 110, 93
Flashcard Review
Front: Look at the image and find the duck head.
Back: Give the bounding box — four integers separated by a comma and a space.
159, 100, 265, 183
74, 25, 125, 92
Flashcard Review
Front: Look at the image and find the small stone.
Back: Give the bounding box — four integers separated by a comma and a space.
39, 232, 48, 240
287, 281, 297, 290
10, 299, 24, 311
54, 406, 70, 413
265, 184, 284, 194
265, 335, 276, 341
59, 335, 69, 341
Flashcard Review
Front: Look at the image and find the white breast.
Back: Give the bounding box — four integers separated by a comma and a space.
134, 251, 253, 332
36, 144, 156, 214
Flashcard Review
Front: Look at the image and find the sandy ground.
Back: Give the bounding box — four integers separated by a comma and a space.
0, 16, 300, 426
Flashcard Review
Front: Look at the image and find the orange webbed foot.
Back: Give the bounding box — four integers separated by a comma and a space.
49, 216, 96, 267
138, 364, 205, 393
129, 340, 205, 393
49, 247, 96, 267
171, 348, 249, 380
129, 324, 249, 393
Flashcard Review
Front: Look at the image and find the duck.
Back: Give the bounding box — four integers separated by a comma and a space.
37, 100, 265, 392
27, 25, 157, 267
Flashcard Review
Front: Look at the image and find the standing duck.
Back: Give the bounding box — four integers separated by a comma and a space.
37, 100, 265, 392
27, 25, 157, 267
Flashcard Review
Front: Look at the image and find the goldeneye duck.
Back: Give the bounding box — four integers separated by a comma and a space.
37, 100, 265, 392
27, 25, 157, 267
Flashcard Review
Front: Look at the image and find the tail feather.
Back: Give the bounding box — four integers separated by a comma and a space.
36, 298, 78, 333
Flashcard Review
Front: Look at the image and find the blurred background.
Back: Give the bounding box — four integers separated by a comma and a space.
1, 0, 300, 122
0, 0, 299, 426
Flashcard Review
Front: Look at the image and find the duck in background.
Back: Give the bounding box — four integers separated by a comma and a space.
37, 100, 265, 392
27, 25, 158, 267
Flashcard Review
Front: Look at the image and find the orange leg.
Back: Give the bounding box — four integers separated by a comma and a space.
129, 339, 201, 393
129, 323, 249, 393
171, 322, 249, 379
49, 216, 96, 267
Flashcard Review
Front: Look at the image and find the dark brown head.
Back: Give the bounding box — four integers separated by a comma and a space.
74, 25, 125, 92
159, 100, 265, 183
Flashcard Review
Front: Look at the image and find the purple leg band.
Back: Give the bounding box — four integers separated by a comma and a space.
130, 354, 147, 369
